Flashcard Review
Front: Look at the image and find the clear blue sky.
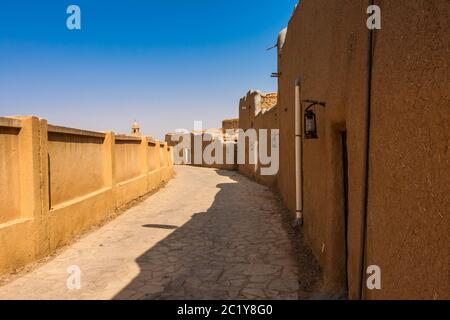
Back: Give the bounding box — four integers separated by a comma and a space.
0, 0, 297, 139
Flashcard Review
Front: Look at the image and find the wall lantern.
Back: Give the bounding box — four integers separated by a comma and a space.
302, 100, 326, 139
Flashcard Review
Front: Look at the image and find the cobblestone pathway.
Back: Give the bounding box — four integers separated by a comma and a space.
0, 166, 321, 300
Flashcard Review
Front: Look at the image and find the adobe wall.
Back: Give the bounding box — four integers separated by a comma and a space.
277, 0, 369, 298
0, 118, 21, 225
0, 116, 174, 276
364, 0, 449, 300
222, 118, 239, 131
148, 140, 160, 171
277, 0, 449, 299
238, 91, 279, 187
114, 137, 143, 183
48, 127, 106, 207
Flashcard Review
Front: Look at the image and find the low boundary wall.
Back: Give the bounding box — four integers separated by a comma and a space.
0, 116, 174, 275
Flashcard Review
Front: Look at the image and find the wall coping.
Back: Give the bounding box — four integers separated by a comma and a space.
114, 135, 142, 142
0, 117, 22, 129
48, 124, 106, 138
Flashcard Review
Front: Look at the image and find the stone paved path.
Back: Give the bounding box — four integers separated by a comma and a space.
0, 166, 308, 300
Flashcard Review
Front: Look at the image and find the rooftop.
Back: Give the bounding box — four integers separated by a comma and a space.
260, 93, 278, 111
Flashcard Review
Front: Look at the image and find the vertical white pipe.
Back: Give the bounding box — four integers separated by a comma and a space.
294, 78, 303, 225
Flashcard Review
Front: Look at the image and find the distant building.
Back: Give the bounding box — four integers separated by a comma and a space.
222, 118, 239, 132
131, 121, 140, 136
238, 91, 279, 187
166, 125, 238, 170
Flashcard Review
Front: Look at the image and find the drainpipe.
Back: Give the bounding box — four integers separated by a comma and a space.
358, 0, 375, 300
294, 78, 304, 226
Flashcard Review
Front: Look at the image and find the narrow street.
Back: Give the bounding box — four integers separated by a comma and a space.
0, 166, 321, 300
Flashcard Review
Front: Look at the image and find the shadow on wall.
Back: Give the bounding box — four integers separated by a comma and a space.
114, 170, 323, 300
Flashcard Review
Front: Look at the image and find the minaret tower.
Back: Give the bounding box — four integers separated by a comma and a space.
131, 121, 141, 136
